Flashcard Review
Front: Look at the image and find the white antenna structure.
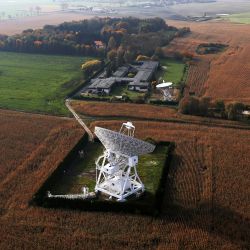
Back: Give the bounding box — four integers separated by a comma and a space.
156, 80, 173, 101
94, 122, 155, 201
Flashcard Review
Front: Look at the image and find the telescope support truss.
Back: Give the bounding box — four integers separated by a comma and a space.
95, 150, 144, 201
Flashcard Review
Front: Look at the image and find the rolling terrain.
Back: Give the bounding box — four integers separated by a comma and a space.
0, 110, 249, 249
0, 4, 250, 249
167, 20, 250, 104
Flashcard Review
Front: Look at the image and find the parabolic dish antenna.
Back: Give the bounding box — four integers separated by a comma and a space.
156, 82, 173, 88
94, 123, 156, 201
95, 127, 155, 157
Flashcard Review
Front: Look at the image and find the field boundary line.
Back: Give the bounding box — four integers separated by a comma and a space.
65, 99, 94, 141
76, 113, 250, 131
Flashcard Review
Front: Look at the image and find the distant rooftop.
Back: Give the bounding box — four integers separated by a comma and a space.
129, 80, 150, 87
134, 70, 153, 82
137, 61, 159, 71
113, 66, 129, 78
87, 60, 159, 91
88, 78, 116, 89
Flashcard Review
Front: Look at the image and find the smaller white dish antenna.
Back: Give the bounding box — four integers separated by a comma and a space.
156, 81, 173, 101
156, 81, 173, 89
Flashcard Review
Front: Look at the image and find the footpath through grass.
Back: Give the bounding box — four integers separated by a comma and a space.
0, 52, 90, 115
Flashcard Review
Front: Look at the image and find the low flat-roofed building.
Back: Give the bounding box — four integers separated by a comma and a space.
86, 60, 159, 95
137, 61, 159, 71
134, 70, 153, 82
87, 78, 116, 94
128, 80, 150, 92
97, 71, 107, 79
112, 66, 129, 78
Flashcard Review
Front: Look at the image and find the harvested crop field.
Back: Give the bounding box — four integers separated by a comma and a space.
0, 109, 83, 211
89, 120, 250, 248
167, 20, 250, 104
0, 13, 94, 36
0, 109, 249, 249
71, 100, 250, 130
184, 58, 211, 97
72, 101, 178, 120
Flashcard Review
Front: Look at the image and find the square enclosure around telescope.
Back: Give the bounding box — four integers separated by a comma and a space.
95, 127, 155, 157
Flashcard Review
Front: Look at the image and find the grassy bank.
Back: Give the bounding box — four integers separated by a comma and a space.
0, 52, 91, 115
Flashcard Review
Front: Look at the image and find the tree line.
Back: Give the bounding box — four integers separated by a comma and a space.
179, 96, 249, 121
0, 17, 190, 58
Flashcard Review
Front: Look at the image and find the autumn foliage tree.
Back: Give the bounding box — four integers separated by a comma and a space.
81, 59, 102, 75
136, 55, 151, 61
124, 50, 134, 63
179, 96, 200, 115
226, 102, 245, 120
107, 36, 117, 51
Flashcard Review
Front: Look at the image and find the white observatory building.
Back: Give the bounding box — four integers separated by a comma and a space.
94, 122, 155, 201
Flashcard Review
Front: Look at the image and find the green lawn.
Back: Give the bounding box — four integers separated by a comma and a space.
48, 142, 169, 196
0, 52, 90, 115
226, 12, 250, 24
158, 58, 185, 85
111, 84, 146, 101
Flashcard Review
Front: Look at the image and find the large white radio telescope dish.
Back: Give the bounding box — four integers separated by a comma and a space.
94, 123, 155, 201
95, 127, 155, 157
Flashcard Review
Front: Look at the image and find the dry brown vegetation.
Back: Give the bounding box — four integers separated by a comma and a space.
90, 120, 250, 249
72, 100, 178, 120
185, 58, 211, 97
0, 109, 249, 249
72, 100, 250, 129
166, 20, 250, 104
0, 109, 83, 214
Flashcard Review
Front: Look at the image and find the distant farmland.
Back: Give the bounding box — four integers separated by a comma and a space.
227, 12, 250, 24
0, 52, 88, 115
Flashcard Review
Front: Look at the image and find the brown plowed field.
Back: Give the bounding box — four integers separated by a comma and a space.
0, 110, 83, 211
185, 58, 211, 97
90, 120, 250, 249
72, 101, 178, 120
1, 109, 248, 249
167, 21, 250, 104
71, 100, 250, 129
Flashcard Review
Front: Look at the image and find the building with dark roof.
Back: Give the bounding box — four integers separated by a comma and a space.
128, 80, 150, 92
134, 70, 153, 82
112, 66, 129, 78
87, 78, 116, 94
85, 61, 159, 95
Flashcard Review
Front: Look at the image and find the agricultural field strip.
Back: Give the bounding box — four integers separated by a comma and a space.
167, 20, 250, 104
72, 101, 250, 131
0, 109, 84, 211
